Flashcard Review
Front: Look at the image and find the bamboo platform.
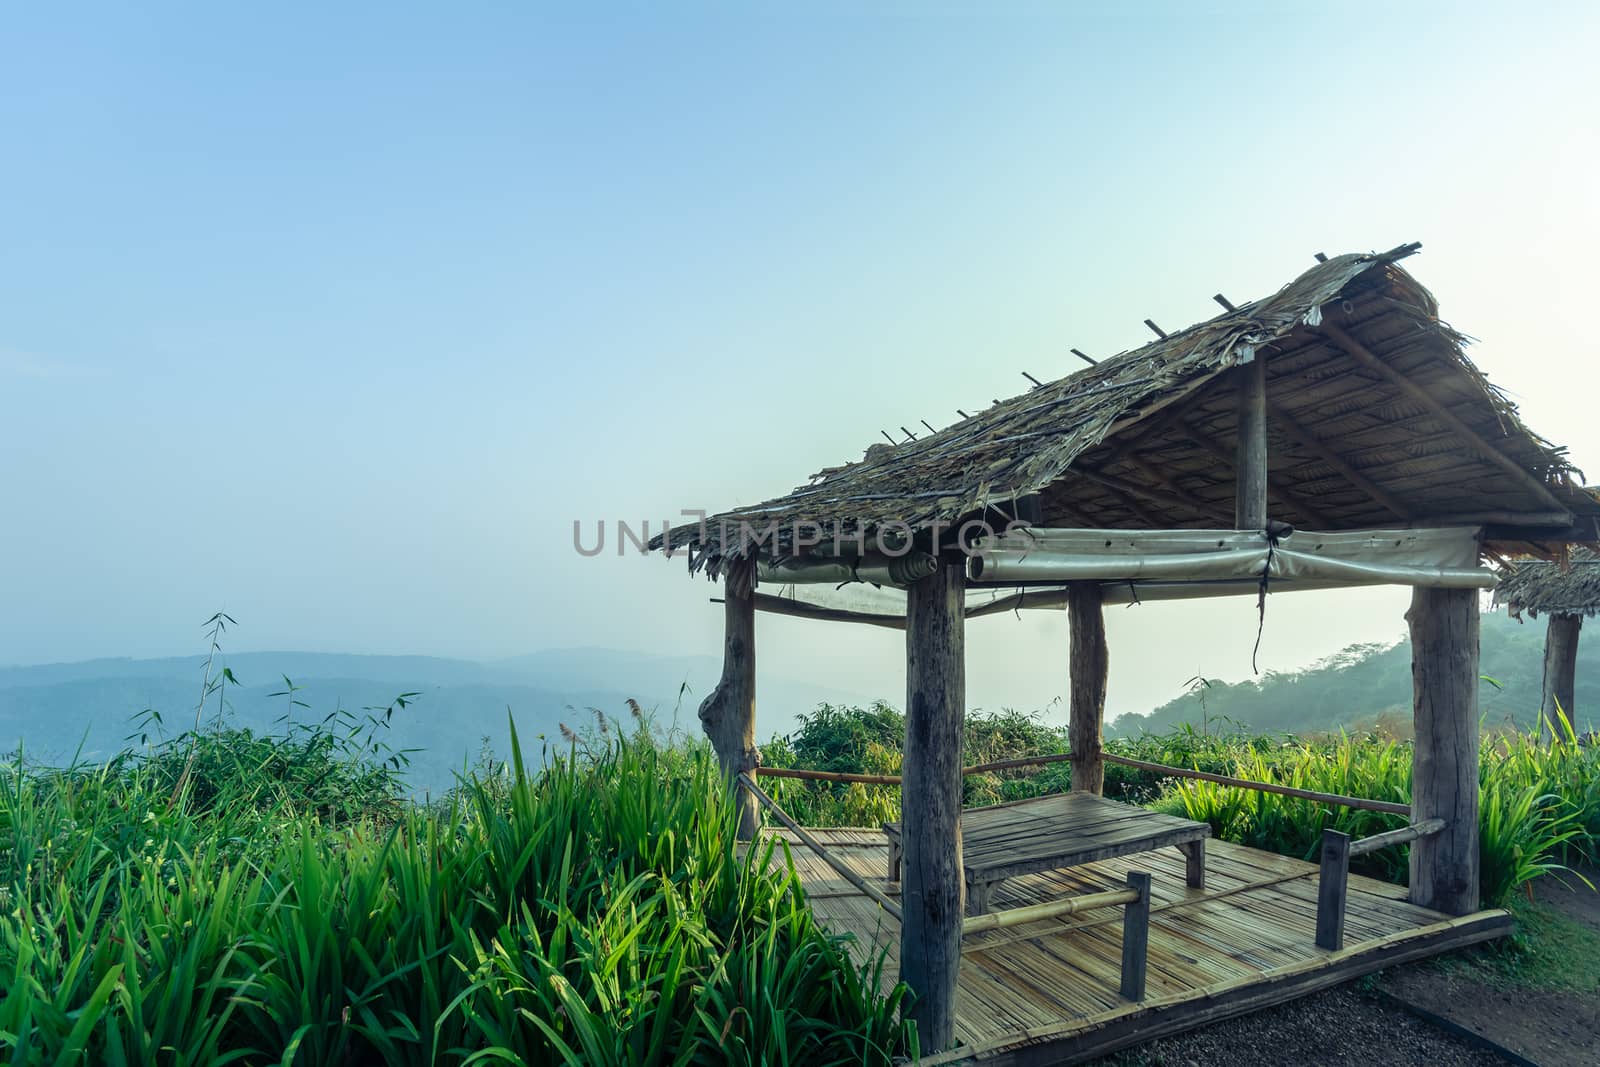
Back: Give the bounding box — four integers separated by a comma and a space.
766, 828, 1512, 1065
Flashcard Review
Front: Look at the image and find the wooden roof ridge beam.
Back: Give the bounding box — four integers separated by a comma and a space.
1175, 417, 1337, 528
1264, 397, 1410, 520
1319, 321, 1573, 518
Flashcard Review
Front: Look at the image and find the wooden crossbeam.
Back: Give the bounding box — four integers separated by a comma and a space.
1319, 322, 1571, 516
1117, 454, 1231, 524
1075, 467, 1206, 523
1264, 397, 1410, 520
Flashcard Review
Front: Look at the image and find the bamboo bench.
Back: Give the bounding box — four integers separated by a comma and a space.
885, 790, 1209, 915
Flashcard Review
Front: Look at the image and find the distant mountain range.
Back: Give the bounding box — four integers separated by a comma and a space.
0, 648, 860, 794
7, 609, 1586, 794
1111, 611, 1598, 739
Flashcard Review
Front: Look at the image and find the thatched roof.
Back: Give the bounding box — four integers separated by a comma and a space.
655, 244, 1598, 579
1496, 547, 1600, 618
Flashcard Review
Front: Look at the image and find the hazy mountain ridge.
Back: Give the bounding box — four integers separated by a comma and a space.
1111, 611, 1597, 738
0, 648, 860, 793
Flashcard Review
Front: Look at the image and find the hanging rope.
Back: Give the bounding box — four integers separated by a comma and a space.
1252, 526, 1286, 673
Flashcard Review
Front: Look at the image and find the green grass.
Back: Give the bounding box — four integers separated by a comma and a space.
1427, 894, 1600, 995
6, 678, 1597, 1063
0, 712, 913, 1065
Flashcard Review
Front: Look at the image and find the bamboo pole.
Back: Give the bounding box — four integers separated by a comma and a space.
756, 766, 906, 785
960, 886, 1139, 935
1102, 754, 1411, 816
1348, 817, 1446, 858
962, 752, 1074, 776
737, 773, 904, 921
758, 753, 1412, 815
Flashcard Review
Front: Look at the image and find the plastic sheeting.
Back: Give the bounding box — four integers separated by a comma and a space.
749, 527, 1493, 626
970, 526, 1491, 588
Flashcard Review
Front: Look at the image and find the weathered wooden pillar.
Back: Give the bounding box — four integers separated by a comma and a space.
1540, 613, 1582, 740
1234, 354, 1268, 530
901, 559, 966, 1053
699, 558, 758, 840
1067, 581, 1108, 795
1407, 586, 1480, 915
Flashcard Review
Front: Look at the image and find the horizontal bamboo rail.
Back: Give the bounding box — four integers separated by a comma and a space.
757, 752, 1411, 816
1348, 817, 1446, 857
963, 752, 1075, 776
736, 772, 904, 922
755, 766, 904, 786
1101, 754, 1412, 816
961, 885, 1139, 935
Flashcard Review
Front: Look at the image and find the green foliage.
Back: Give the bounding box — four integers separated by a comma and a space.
1112, 612, 1600, 738
1452, 892, 1600, 994
765, 704, 1598, 909
0, 713, 912, 1064
1139, 729, 1595, 906
1492, 711, 1600, 860
1154, 736, 1415, 881
760, 704, 1073, 826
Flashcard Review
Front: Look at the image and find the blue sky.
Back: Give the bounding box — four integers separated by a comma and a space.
3, 4, 1598, 721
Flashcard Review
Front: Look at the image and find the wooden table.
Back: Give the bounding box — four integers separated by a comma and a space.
884, 791, 1210, 915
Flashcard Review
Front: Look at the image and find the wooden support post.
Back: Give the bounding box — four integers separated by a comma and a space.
1316, 829, 1352, 950
901, 559, 967, 1054
1119, 871, 1152, 1002
1234, 354, 1269, 530
1541, 613, 1582, 741
700, 559, 758, 841
1407, 586, 1481, 915
1177, 416, 1335, 528
1067, 582, 1108, 795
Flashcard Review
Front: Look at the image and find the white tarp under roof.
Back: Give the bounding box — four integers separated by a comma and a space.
752, 526, 1492, 626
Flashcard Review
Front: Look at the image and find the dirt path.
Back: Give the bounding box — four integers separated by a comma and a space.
1375, 866, 1600, 1067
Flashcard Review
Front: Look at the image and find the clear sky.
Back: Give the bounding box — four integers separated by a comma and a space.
3, 3, 1598, 724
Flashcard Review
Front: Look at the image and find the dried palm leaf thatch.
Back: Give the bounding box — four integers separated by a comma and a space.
1496, 547, 1600, 618
653, 243, 1592, 580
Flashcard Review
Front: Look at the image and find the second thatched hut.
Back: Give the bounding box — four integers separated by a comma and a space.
1495, 546, 1600, 737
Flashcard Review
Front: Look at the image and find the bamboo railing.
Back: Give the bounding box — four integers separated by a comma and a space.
737, 771, 1154, 1003
737, 772, 904, 921
755, 751, 1410, 816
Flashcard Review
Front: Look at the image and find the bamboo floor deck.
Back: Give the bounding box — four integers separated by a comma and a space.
766, 827, 1512, 1065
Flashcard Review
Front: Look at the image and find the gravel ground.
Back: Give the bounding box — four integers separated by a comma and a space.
1087, 983, 1515, 1066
